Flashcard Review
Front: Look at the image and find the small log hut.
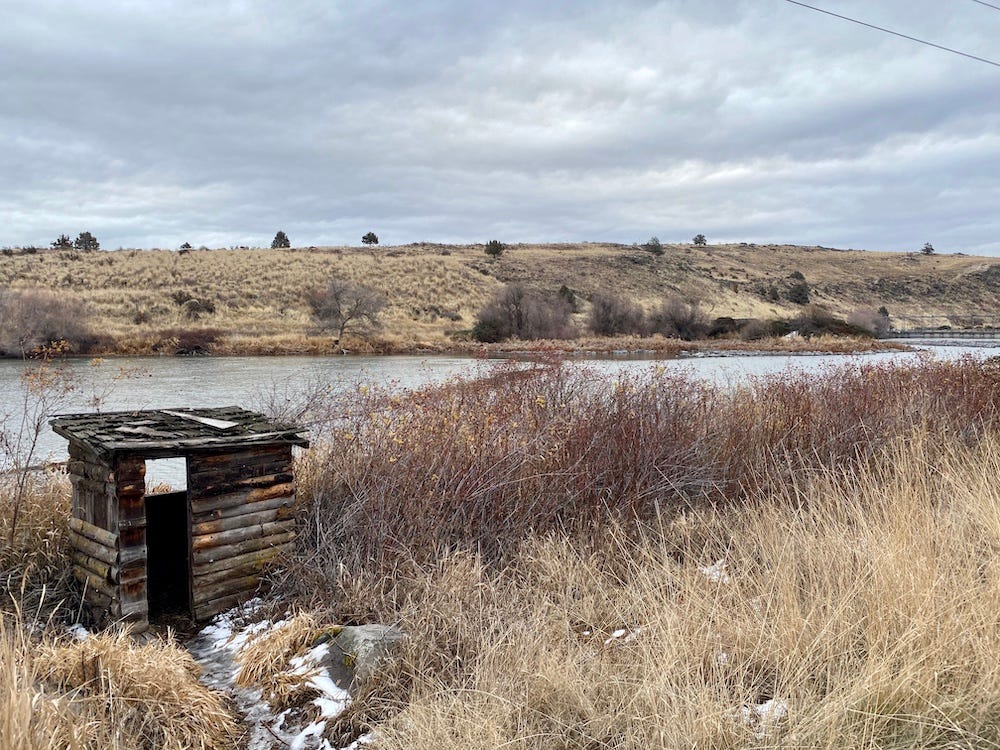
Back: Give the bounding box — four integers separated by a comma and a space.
50, 407, 309, 632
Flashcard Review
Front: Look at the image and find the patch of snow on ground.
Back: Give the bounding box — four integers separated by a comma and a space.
735, 698, 789, 737
67, 623, 90, 641
698, 559, 731, 584
186, 602, 352, 750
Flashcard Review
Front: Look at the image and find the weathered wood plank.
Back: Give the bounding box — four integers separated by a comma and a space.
73, 565, 116, 600
117, 563, 146, 585
68, 529, 118, 566
191, 520, 296, 552
70, 550, 117, 583
119, 544, 147, 566
193, 559, 272, 587
69, 517, 117, 548
192, 574, 261, 606
191, 504, 295, 536
114, 458, 146, 482
67, 460, 113, 482
192, 531, 296, 565
188, 445, 289, 470
191, 493, 296, 525
188, 472, 294, 499
69, 476, 115, 497
119, 526, 145, 550
190, 483, 295, 515
194, 590, 260, 621
191, 544, 290, 577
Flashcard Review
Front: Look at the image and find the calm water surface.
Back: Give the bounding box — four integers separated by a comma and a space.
1, 345, 996, 486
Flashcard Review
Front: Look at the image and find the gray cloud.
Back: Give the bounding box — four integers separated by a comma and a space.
1, 0, 998, 253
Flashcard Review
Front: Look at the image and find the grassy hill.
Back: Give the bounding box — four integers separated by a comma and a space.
2, 242, 999, 354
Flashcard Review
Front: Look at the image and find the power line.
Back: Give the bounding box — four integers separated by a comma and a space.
783, 0, 1000, 68
970, 0, 1000, 12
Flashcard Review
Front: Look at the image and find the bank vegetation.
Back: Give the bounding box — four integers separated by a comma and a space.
3, 354, 1000, 747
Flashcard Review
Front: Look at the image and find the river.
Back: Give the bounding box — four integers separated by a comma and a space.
1, 344, 997, 487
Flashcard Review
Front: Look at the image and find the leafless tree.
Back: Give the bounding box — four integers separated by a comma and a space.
306, 278, 387, 343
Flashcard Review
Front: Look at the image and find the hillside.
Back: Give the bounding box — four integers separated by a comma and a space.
2, 242, 999, 354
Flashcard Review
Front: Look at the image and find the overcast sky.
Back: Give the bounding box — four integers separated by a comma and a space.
2, 0, 998, 254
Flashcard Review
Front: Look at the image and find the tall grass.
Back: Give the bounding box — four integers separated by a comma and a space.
0, 614, 238, 749
299, 429, 1000, 749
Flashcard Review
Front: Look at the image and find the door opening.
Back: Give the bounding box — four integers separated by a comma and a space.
144, 489, 191, 618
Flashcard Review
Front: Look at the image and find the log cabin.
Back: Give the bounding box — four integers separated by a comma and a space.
50, 406, 309, 632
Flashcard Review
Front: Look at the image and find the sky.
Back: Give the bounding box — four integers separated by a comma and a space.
2, 0, 998, 254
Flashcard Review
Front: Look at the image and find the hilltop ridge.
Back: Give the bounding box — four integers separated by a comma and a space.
2, 242, 998, 354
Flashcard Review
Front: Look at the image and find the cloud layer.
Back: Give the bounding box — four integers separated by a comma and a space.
2, 0, 998, 253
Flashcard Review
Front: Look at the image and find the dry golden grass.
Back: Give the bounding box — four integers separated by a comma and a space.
1, 618, 239, 750
0, 471, 73, 618
233, 610, 330, 709
1, 243, 998, 354
37, 627, 240, 750
324, 431, 1000, 749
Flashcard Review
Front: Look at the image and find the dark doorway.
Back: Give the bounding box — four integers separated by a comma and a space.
144, 490, 191, 618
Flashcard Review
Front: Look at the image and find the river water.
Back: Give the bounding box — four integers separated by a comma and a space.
1, 344, 997, 487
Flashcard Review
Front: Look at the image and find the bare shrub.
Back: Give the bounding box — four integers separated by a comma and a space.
587, 291, 645, 336
289, 357, 1000, 573
648, 296, 709, 340
472, 284, 576, 342
793, 305, 869, 338
0, 288, 93, 357
847, 307, 890, 336
307, 278, 387, 342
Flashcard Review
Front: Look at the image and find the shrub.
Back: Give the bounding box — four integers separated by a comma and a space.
921, 242, 935, 255
271, 231, 290, 249
484, 240, 506, 258
847, 307, 891, 337
557, 284, 578, 312
587, 291, 645, 336
290, 358, 1000, 569
793, 305, 869, 338
740, 318, 792, 340
50, 234, 72, 249
692, 233, 707, 246
181, 298, 216, 320
362, 232, 379, 245
472, 284, 576, 342
306, 278, 387, 341
648, 296, 708, 340
786, 281, 810, 305
643, 236, 664, 256
788, 270, 805, 281
0, 288, 93, 356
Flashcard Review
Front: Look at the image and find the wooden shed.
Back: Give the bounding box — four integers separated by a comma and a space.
50, 406, 309, 632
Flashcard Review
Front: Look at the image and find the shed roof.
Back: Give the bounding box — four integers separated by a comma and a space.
51, 406, 309, 460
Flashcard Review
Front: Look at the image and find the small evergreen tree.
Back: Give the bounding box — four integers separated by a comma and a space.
271, 231, 290, 249
921, 242, 935, 255
179, 242, 192, 250
484, 240, 506, 258
362, 231, 379, 245
643, 236, 664, 256
51, 234, 72, 249
692, 234, 707, 246
73, 232, 99, 252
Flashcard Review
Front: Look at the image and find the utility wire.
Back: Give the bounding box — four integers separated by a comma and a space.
970, 0, 1000, 12
784, 0, 1000, 68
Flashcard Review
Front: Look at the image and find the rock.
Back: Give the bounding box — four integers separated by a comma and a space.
322, 624, 406, 686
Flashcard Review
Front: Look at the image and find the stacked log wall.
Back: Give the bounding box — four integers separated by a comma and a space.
66, 444, 149, 629
188, 445, 297, 620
